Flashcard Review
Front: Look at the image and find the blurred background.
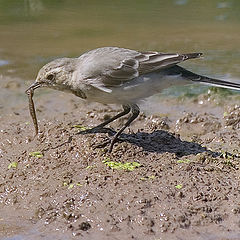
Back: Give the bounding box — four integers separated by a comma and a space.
0, 0, 240, 110
0, 0, 240, 79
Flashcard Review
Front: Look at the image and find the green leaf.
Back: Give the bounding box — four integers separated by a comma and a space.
86, 165, 94, 169
223, 112, 228, 117
177, 159, 191, 164
68, 183, 74, 189
73, 125, 88, 131
148, 175, 155, 180
102, 158, 141, 171
29, 151, 43, 158
8, 162, 18, 169
175, 184, 183, 189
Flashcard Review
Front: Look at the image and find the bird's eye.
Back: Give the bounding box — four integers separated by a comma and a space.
46, 74, 55, 81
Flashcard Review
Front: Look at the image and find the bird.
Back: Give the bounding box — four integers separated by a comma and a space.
26, 47, 240, 152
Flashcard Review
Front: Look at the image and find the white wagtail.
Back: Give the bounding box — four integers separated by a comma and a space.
26, 47, 240, 152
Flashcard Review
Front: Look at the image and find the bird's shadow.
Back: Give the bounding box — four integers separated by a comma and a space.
77, 127, 218, 157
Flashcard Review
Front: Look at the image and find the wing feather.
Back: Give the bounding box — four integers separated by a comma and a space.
84, 47, 202, 89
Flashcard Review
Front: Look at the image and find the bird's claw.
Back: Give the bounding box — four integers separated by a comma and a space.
93, 137, 124, 153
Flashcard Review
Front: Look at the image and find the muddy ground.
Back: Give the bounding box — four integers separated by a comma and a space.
0, 76, 240, 240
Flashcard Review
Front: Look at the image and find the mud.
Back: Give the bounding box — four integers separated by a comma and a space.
0, 77, 240, 240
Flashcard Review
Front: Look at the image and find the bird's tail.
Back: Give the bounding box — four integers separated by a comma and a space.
169, 65, 240, 91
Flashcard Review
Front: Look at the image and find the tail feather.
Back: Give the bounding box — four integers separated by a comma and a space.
167, 65, 240, 91
195, 76, 240, 91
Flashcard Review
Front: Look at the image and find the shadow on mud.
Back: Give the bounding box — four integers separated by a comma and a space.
77, 128, 217, 157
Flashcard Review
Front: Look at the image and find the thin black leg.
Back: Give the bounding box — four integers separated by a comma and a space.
108, 104, 140, 152
92, 104, 131, 129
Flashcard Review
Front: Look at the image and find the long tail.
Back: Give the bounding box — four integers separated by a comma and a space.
167, 65, 240, 91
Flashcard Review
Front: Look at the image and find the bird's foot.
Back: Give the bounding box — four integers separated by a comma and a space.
93, 137, 124, 153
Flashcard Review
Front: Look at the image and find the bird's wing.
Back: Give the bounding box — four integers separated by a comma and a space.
99, 51, 202, 88
82, 47, 202, 92
138, 51, 202, 75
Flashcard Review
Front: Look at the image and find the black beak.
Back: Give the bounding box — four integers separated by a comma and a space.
25, 82, 43, 93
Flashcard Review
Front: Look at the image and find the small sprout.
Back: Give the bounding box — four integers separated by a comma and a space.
175, 184, 183, 189
140, 175, 155, 181
73, 125, 88, 131
29, 151, 43, 158
8, 162, 18, 169
148, 175, 155, 180
63, 182, 82, 188
177, 159, 191, 164
223, 112, 228, 117
102, 158, 141, 171
86, 165, 94, 169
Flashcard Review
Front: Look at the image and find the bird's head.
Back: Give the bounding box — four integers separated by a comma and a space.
26, 58, 76, 92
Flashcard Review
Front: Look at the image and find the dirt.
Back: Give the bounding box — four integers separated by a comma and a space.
0, 77, 240, 240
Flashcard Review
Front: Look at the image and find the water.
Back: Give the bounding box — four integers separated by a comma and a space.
0, 0, 240, 81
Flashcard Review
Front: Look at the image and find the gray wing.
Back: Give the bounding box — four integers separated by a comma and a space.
101, 51, 202, 87
82, 47, 202, 92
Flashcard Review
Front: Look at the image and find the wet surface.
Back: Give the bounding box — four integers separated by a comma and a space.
0, 80, 240, 239
0, 0, 240, 81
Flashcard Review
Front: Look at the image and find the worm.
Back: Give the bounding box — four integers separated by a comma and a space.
26, 88, 39, 135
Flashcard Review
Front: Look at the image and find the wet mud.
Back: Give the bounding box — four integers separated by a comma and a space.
0, 78, 240, 240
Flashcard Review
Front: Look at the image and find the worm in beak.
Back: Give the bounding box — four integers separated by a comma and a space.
25, 82, 42, 135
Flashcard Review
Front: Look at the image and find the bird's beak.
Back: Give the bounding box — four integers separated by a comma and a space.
25, 82, 43, 93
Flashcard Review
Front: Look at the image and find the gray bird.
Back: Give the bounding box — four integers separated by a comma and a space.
26, 47, 240, 152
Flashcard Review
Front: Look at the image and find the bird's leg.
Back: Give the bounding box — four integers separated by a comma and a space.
91, 104, 131, 130
77, 105, 131, 135
108, 104, 140, 152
